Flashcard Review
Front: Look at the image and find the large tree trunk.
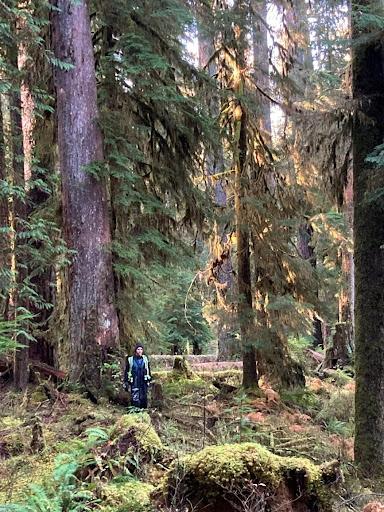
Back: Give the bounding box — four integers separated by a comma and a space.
236, 164, 257, 387
233, 1, 258, 388
291, 0, 313, 73
339, 164, 354, 353
250, 0, 304, 388
12, 84, 29, 391
325, 167, 354, 369
297, 223, 324, 347
352, 0, 384, 477
198, 22, 238, 361
286, 0, 326, 354
52, 0, 119, 390
0, 37, 30, 390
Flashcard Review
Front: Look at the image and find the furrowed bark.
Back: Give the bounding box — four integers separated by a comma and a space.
352, 0, 384, 477
52, 0, 119, 389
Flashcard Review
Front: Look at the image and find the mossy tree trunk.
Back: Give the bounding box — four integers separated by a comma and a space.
286, 0, 323, 353
352, 0, 384, 477
297, 223, 324, 348
52, 0, 119, 390
198, 22, 238, 362
249, 0, 305, 389
232, 0, 258, 388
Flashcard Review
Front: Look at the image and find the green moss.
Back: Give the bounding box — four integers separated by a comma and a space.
317, 390, 354, 423
163, 376, 214, 399
281, 387, 321, 412
184, 443, 321, 488
0, 454, 55, 503
172, 356, 195, 378
29, 389, 48, 403
162, 442, 336, 510
52, 413, 162, 483
111, 413, 163, 454
99, 480, 155, 512
0, 416, 23, 429
55, 436, 89, 454
0, 416, 27, 457
151, 370, 170, 381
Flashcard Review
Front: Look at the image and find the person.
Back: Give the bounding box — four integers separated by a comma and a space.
123, 343, 152, 409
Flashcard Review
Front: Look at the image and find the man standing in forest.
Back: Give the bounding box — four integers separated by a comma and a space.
124, 344, 152, 409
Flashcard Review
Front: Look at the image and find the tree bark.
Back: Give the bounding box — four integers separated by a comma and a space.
352, 0, 384, 477
297, 223, 324, 347
1, 38, 30, 390
291, 0, 313, 72
339, 164, 354, 355
52, 0, 119, 389
198, 20, 237, 361
233, 1, 258, 388
12, 83, 29, 391
250, 0, 305, 388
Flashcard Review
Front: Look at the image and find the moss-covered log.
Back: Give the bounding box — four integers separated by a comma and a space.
110, 413, 163, 456
159, 442, 340, 512
74, 412, 163, 482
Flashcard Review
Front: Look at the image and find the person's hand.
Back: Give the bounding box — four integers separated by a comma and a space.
123, 382, 128, 392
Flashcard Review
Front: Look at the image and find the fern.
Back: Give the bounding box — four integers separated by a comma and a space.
366, 142, 384, 167
2, 441, 102, 511
85, 427, 110, 444
0, 313, 33, 356
45, 51, 74, 71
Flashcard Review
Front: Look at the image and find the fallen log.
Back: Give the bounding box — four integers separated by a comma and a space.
29, 360, 67, 380
0, 358, 66, 382
157, 442, 341, 512
305, 348, 325, 364
212, 379, 237, 394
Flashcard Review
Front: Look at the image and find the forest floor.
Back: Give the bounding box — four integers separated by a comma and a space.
0, 360, 381, 511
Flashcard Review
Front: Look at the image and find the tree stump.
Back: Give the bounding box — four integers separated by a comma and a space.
30, 418, 44, 453
151, 382, 164, 410
172, 356, 194, 379
324, 323, 351, 369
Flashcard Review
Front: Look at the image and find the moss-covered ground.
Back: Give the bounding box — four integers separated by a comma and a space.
0, 363, 379, 511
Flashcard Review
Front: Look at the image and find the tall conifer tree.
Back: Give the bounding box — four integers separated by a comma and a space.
353, 0, 384, 476
52, 0, 119, 389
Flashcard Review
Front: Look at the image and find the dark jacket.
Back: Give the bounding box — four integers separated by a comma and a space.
124, 354, 151, 387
